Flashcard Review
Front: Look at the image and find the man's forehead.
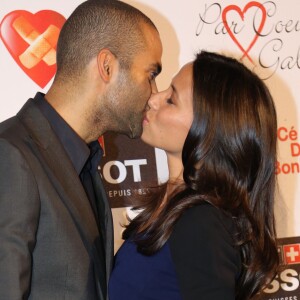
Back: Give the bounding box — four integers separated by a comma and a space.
142, 24, 162, 54
133, 43, 162, 72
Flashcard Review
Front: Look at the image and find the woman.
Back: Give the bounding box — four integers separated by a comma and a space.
108, 51, 279, 299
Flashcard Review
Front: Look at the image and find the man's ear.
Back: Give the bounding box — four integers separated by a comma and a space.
97, 49, 116, 82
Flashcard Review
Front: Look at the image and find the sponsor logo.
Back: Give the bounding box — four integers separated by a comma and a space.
99, 132, 158, 208
260, 237, 300, 299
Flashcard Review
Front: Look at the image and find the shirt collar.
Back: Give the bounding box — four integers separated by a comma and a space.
34, 92, 89, 175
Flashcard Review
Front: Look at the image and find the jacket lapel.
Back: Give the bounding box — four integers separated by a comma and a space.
95, 175, 114, 280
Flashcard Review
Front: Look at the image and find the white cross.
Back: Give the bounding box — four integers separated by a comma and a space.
286, 246, 300, 262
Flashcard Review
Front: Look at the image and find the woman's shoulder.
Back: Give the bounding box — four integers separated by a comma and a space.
168, 201, 241, 299
170, 201, 236, 243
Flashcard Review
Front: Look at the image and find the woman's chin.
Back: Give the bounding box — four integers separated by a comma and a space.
141, 133, 154, 148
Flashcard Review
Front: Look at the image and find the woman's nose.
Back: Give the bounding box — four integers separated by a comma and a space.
147, 93, 160, 110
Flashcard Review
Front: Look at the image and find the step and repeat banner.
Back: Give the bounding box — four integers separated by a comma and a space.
1, 0, 300, 298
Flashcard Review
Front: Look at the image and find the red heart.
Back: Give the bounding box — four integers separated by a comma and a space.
222, 2, 266, 63
0, 10, 65, 88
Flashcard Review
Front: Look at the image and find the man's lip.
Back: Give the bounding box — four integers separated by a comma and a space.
143, 114, 149, 124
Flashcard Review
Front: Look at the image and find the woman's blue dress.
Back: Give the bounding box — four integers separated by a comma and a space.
108, 239, 182, 300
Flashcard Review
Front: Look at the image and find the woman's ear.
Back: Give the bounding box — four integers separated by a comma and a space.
97, 49, 116, 82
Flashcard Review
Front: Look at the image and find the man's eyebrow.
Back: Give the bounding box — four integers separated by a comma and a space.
156, 63, 162, 75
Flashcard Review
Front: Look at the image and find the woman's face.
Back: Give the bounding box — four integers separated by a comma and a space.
142, 62, 194, 157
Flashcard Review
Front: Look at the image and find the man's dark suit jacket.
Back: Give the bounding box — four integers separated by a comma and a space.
0, 96, 113, 299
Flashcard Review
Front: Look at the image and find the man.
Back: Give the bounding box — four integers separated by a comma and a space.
0, 0, 162, 299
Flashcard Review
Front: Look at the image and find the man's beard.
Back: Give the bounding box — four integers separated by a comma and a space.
100, 69, 146, 138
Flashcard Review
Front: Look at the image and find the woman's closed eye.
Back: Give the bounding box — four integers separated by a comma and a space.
166, 98, 174, 104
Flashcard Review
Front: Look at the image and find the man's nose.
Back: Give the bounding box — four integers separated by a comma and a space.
151, 80, 158, 93
147, 93, 159, 110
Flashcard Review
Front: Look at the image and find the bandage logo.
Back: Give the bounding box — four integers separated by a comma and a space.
222, 2, 266, 63
0, 10, 65, 88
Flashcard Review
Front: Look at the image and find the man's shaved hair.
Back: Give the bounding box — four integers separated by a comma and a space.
56, 0, 157, 79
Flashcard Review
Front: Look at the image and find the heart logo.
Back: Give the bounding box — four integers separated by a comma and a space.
0, 10, 66, 88
222, 2, 266, 63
